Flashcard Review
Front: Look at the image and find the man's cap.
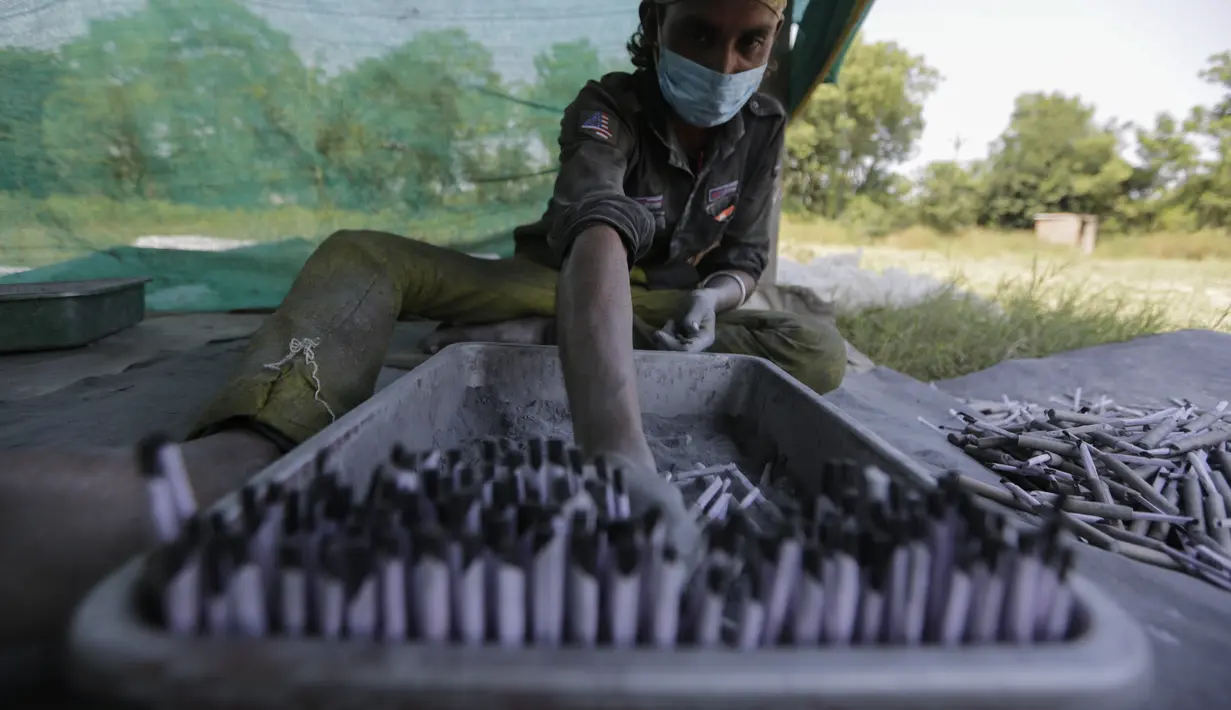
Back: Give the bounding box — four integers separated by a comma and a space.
648, 0, 787, 18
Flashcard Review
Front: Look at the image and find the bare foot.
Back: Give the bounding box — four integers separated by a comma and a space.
0, 430, 280, 646
421, 316, 555, 354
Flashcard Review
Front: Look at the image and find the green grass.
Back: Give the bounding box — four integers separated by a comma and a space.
0, 193, 538, 268
835, 267, 1182, 381
781, 212, 1231, 262
782, 214, 1231, 381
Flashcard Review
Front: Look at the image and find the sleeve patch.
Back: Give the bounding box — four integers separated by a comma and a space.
580, 111, 614, 141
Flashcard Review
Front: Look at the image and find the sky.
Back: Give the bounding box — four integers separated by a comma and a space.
858, 0, 1231, 173
1, 0, 1228, 173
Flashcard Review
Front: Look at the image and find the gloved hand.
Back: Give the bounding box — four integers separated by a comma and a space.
598, 450, 702, 564
654, 289, 718, 354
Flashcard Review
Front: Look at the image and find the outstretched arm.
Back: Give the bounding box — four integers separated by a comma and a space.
556, 226, 699, 556
545, 80, 698, 554
543, 82, 655, 465
556, 225, 653, 470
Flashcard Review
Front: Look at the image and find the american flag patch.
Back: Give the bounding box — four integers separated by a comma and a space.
633, 195, 664, 209
708, 181, 739, 202
580, 112, 613, 140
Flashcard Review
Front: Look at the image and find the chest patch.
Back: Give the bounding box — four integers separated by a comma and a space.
632, 195, 664, 210
708, 180, 739, 203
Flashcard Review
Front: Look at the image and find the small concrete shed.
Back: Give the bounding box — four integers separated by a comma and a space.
1033, 213, 1098, 255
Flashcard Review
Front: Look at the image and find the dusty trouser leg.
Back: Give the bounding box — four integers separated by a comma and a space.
710, 309, 848, 394
190, 230, 560, 447
196, 232, 842, 450
629, 289, 848, 395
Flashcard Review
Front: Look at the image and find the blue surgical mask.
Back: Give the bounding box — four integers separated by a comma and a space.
656, 47, 767, 128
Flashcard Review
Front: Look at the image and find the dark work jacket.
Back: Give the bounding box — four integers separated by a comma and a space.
512, 68, 786, 290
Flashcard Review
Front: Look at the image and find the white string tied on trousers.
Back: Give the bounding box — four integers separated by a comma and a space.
263, 337, 337, 422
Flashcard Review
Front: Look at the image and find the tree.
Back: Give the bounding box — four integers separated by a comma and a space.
0, 49, 62, 196
526, 40, 605, 158
41, 0, 316, 206
320, 29, 545, 212
839, 173, 916, 237
1112, 113, 1201, 232
915, 160, 984, 232
1201, 51, 1231, 121
784, 36, 940, 219
1185, 52, 1231, 229
1109, 52, 1231, 233
981, 92, 1132, 228
26, 0, 560, 222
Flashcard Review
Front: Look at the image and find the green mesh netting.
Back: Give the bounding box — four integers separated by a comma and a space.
0, 0, 869, 312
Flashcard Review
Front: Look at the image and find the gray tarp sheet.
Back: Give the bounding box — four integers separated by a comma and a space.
830, 329, 1231, 710
1, 328, 1229, 706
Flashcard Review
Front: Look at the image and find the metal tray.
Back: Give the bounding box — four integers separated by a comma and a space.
0, 277, 151, 353
66, 344, 1154, 710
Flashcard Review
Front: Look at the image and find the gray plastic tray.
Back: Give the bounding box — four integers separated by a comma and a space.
66, 344, 1153, 710
0, 277, 150, 353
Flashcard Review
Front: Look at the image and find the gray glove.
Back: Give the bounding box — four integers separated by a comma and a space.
654, 289, 718, 354
599, 450, 702, 564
